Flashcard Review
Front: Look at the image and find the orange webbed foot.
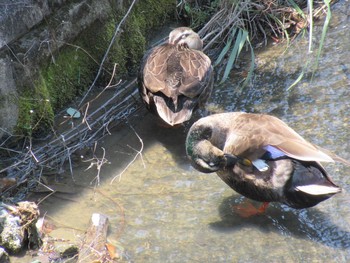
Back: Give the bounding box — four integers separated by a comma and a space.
232, 201, 269, 218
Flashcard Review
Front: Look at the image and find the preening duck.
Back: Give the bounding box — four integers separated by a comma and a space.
138, 27, 214, 126
186, 112, 348, 216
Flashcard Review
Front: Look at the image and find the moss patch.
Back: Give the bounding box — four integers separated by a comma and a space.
17, 0, 176, 137
16, 75, 54, 137
42, 48, 95, 109
115, 0, 176, 74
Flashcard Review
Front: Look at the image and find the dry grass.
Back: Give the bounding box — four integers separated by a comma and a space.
179, 0, 335, 83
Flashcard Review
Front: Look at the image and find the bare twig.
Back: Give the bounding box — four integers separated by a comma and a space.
110, 124, 144, 184
85, 146, 109, 187
0, 74, 141, 201
78, 0, 138, 106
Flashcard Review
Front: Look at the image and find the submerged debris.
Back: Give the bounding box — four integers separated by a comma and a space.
78, 213, 112, 262
37, 234, 79, 262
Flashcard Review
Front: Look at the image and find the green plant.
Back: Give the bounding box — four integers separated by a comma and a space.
182, 0, 334, 87
214, 28, 250, 84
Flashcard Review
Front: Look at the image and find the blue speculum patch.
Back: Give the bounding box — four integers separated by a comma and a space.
263, 145, 286, 160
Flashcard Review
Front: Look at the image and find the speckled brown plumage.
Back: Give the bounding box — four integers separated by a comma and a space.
138, 27, 213, 126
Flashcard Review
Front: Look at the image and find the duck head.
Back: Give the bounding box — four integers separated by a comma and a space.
168, 27, 203, 50
186, 123, 238, 173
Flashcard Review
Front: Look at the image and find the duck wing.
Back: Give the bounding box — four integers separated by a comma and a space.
178, 49, 213, 98
261, 114, 345, 163
223, 113, 341, 164
273, 140, 334, 163
141, 45, 173, 95
141, 45, 212, 98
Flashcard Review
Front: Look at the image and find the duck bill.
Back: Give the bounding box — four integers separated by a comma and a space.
224, 153, 239, 167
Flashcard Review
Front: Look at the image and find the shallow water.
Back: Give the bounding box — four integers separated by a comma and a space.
13, 1, 350, 262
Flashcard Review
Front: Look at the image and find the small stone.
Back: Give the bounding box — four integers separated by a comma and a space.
0, 210, 23, 254
55, 242, 79, 258
0, 247, 10, 263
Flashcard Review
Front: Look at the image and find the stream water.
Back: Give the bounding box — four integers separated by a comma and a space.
12, 1, 350, 262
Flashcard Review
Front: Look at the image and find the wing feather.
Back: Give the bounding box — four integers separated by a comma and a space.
142, 45, 173, 93
218, 113, 340, 163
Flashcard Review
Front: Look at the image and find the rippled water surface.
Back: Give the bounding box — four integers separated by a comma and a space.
14, 2, 350, 262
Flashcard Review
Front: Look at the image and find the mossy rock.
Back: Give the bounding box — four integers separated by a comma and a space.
16, 0, 176, 137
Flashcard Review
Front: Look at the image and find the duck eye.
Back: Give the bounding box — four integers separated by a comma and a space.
201, 158, 219, 170
181, 33, 189, 39
208, 161, 217, 167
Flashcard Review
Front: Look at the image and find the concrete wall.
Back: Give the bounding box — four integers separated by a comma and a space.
0, 0, 121, 138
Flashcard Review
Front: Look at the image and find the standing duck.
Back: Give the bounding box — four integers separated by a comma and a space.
138, 27, 214, 126
186, 112, 348, 216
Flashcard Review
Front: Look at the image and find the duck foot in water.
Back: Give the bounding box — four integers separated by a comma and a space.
232, 201, 269, 218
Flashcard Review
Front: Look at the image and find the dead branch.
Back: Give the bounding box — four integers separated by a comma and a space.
78, 0, 138, 106
85, 146, 109, 187
110, 124, 144, 184
0, 76, 141, 201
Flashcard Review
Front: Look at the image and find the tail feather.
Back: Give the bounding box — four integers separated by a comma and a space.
316, 145, 350, 166
296, 184, 341, 195
154, 95, 196, 126
284, 160, 341, 209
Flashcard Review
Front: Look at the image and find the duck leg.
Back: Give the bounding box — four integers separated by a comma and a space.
232, 200, 269, 218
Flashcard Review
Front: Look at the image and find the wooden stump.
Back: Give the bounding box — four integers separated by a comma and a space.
78, 213, 109, 262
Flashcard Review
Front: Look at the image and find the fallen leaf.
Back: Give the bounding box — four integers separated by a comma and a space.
106, 243, 119, 260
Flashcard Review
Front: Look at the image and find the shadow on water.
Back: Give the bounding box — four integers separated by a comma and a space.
126, 103, 215, 170
210, 194, 350, 250
129, 111, 191, 167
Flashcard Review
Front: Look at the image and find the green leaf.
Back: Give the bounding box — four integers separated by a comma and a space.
308, 0, 313, 52
242, 37, 255, 88
287, 70, 305, 90
220, 28, 249, 83
214, 28, 237, 67
314, 0, 332, 71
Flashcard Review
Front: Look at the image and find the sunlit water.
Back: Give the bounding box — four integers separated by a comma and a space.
13, 1, 350, 262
